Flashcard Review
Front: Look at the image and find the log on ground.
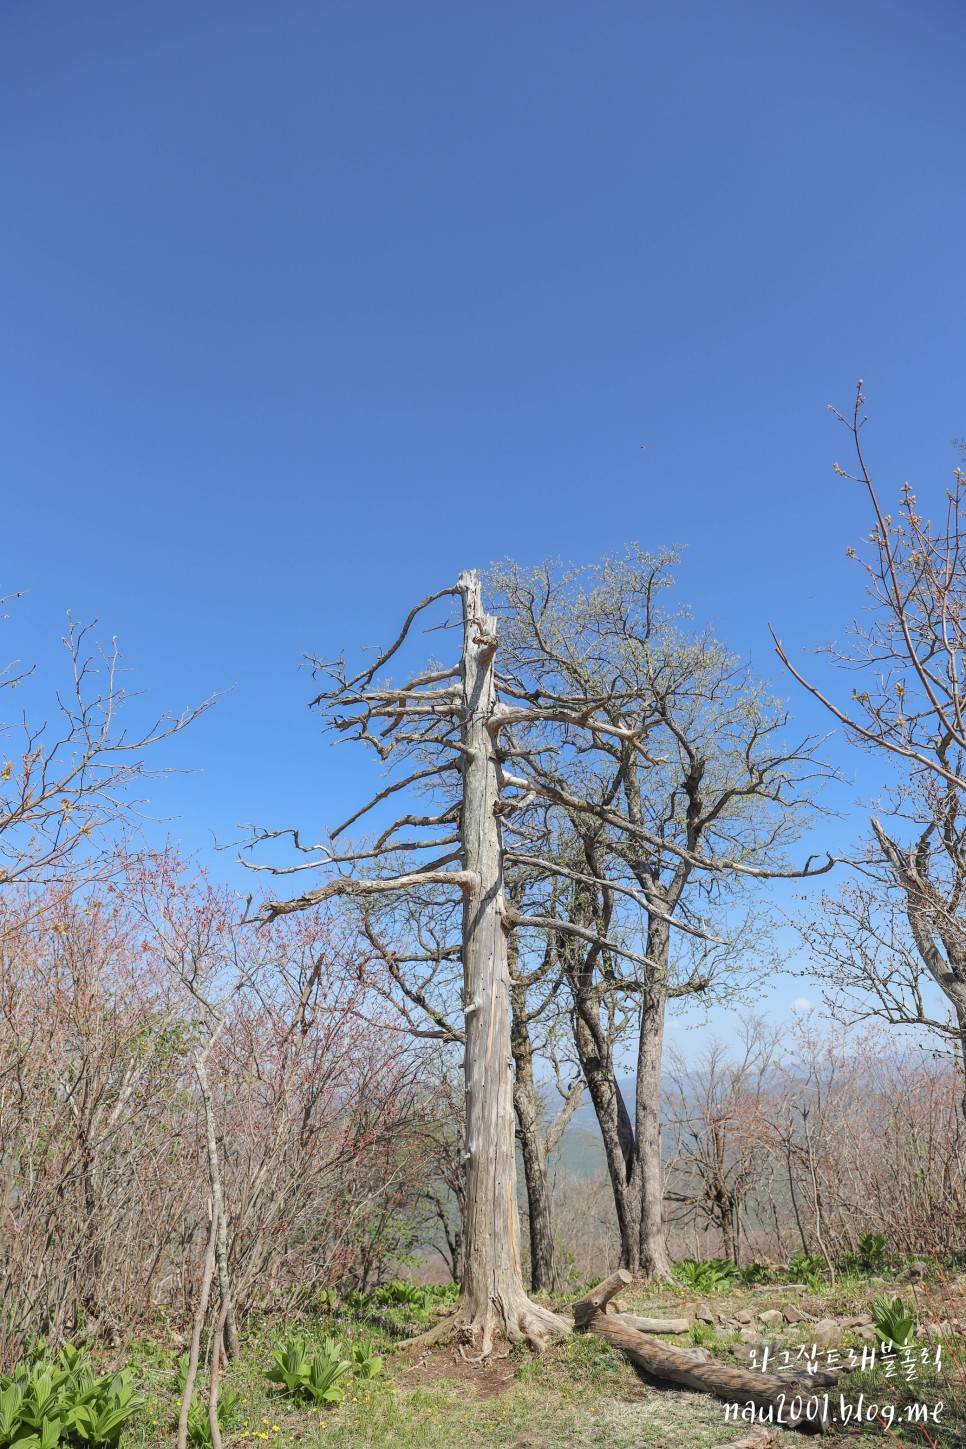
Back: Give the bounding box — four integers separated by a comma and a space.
573, 1271, 835, 1434
611, 1312, 691, 1334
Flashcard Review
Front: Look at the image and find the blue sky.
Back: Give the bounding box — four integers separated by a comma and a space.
3, 2, 965, 1034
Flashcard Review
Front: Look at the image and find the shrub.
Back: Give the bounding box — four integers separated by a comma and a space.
736, 1262, 774, 1285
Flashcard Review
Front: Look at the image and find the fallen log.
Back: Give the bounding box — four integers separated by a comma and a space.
609, 1311, 691, 1335
573, 1271, 835, 1434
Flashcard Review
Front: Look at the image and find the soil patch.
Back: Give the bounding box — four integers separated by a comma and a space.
393, 1341, 520, 1399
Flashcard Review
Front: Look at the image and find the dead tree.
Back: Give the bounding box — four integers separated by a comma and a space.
245, 569, 715, 1348
248, 575, 555, 1347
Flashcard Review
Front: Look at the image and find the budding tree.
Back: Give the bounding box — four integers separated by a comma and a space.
779, 388, 966, 1122
487, 551, 833, 1277
664, 1017, 780, 1265
0, 600, 211, 885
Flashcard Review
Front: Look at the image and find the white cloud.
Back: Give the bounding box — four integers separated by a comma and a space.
791, 996, 813, 1013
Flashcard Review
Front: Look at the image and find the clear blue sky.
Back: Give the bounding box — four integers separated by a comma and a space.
3, 1, 964, 1031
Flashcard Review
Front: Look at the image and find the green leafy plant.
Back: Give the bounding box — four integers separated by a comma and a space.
859, 1233, 887, 1272
183, 1399, 211, 1449
0, 1345, 145, 1449
787, 1252, 826, 1290
349, 1343, 383, 1381
266, 1336, 311, 1395
356, 1279, 459, 1335
872, 1294, 916, 1352
370, 1281, 457, 1316
314, 1288, 340, 1315
673, 1258, 738, 1292
183, 1387, 243, 1449
374, 1282, 425, 1309
266, 1335, 351, 1406
736, 1262, 774, 1285
215, 1385, 242, 1426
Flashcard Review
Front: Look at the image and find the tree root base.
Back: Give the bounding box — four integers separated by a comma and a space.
393, 1293, 569, 1359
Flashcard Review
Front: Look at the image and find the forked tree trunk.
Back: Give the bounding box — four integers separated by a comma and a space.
456, 571, 567, 1350
196, 1055, 239, 1357
563, 852, 673, 1281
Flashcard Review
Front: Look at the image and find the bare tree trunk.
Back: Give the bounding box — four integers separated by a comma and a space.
719, 1192, 737, 1265
509, 944, 560, 1293
563, 864, 639, 1268
456, 572, 566, 1350
574, 1022, 638, 1269
207, 1296, 231, 1449
512, 1070, 559, 1292
573, 1271, 836, 1431
195, 1056, 239, 1358
633, 974, 673, 1279
177, 1205, 218, 1449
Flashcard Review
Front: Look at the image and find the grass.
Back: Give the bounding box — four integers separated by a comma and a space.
71, 1264, 966, 1449
119, 1323, 728, 1449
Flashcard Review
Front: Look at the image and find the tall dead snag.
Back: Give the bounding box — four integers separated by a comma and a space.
247, 573, 575, 1349
573, 1271, 836, 1434
456, 578, 563, 1344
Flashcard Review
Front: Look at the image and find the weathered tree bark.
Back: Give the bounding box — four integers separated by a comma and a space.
207, 1294, 231, 1449
562, 857, 641, 1266
719, 1188, 739, 1265
456, 572, 567, 1350
573, 1001, 637, 1260
574, 1271, 835, 1433
609, 1311, 691, 1333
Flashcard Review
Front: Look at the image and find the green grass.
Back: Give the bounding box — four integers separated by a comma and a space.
71, 1268, 966, 1449
117, 1330, 729, 1449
